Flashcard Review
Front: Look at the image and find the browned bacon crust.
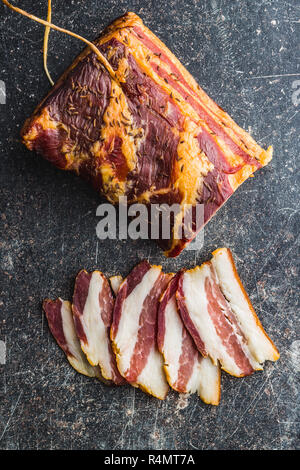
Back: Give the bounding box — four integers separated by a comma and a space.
21, 13, 273, 257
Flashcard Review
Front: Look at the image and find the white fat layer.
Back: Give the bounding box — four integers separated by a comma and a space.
162, 293, 219, 404
212, 249, 279, 363
183, 265, 245, 376
109, 275, 123, 295
137, 346, 169, 399
161, 296, 184, 386
60, 300, 100, 378
114, 266, 161, 376
184, 357, 201, 393
185, 356, 220, 405
80, 272, 113, 379
197, 357, 220, 404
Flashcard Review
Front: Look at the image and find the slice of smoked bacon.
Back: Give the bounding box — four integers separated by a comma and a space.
111, 260, 170, 399
43, 298, 106, 381
157, 273, 221, 405
176, 248, 280, 377
72, 270, 126, 385
21, 13, 273, 257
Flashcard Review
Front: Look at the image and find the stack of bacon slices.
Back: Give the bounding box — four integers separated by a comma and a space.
43, 248, 279, 405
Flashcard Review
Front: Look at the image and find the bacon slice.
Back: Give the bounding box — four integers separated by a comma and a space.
43, 298, 105, 381
211, 248, 280, 364
111, 260, 170, 399
21, 12, 273, 257
157, 273, 220, 405
177, 249, 279, 377
72, 270, 126, 385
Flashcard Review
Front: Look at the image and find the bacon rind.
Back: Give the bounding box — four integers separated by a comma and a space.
211, 248, 280, 364
43, 298, 107, 382
111, 261, 170, 399
157, 274, 221, 405
72, 269, 126, 385
21, 12, 273, 258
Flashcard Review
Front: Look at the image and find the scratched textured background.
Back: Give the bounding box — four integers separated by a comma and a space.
0, 0, 299, 450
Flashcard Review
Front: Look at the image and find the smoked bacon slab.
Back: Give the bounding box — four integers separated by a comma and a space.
21, 12, 273, 257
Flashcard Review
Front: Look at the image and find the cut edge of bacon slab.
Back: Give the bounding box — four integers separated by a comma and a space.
176, 248, 280, 377
111, 260, 170, 399
43, 298, 108, 382
72, 269, 126, 385
157, 273, 221, 405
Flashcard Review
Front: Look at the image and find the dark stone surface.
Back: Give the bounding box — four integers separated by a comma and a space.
0, 0, 299, 450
